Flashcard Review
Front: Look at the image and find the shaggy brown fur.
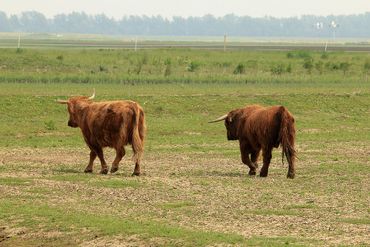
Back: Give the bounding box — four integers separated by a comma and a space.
58, 95, 146, 175
213, 105, 296, 178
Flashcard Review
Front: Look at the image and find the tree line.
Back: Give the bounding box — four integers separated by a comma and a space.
1, 11, 370, 37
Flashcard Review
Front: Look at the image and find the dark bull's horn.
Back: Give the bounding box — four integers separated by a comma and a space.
88, 88, 95, 100
208, 114, 228, 123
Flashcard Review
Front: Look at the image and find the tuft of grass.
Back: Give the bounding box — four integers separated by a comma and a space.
0, 177, 33, 186
339, 218, 370, 225
44, 120, 56, 130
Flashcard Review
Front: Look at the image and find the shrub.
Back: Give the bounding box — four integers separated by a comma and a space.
303, 58, 314, 73
315, 61, 324, 74
286, 52, 294, 58
164, 58, 171, 77
270, 63, 285, 75
326, 62, 340, 71
286, 64, 292, 73
233, 63, 246, 74
99, 65, 108, 72
339, 62, 351, 75
363, 60, 370, 72
287, 50, 311, 59
187, 61, 200, 72
321, 53, 329, 59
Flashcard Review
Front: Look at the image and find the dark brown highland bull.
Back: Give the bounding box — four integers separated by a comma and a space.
57, 90, 145, 175
210, 105, 296, 178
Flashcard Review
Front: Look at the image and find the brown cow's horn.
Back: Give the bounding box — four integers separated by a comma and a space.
208, 114, 228, 123
88, 88, 95, 100
56, 99, 68, 104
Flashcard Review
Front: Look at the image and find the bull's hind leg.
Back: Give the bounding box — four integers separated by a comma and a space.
132, 161, 141, 176
251, 150, 260, 169
95, 147, 108, 174
260, 148, 272, 177
110, 148, 125, 173
132, 148, 142, 176
84, 150, 97, 173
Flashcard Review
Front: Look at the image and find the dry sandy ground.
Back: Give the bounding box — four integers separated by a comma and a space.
0, 146, 369, 246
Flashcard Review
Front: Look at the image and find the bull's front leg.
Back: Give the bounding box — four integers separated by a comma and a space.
95, 147, 108, 174
240, 141, 257, 175
241, 152, 257, 175
84, 150, 96, 173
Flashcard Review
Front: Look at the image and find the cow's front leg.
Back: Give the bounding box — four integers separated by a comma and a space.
95, 148, 108, 174
241, 152, 256, 175
84, 150, 96, 173
111, 148, 125, 173
240, 141, 256, 175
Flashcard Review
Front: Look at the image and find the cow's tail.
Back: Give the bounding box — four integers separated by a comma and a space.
132, 104, 146, 164
279, 106, 296, 179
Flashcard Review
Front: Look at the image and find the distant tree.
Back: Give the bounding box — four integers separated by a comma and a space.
1, 11, 370, 37
19, 11, 49, 32
0, 11, 10, 31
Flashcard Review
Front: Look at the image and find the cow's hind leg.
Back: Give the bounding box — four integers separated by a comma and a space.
95, 147, 108, 174
131, 148, 142, 176
260, 148, 272, 177
251, 150, 260, 169
84, 150, 96, 173
110, 148, 125, 173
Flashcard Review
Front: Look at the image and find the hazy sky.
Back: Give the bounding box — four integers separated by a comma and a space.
1, 0, 370, 19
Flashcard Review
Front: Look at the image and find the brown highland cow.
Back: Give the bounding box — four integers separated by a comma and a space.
210, 105, 296, 178
57, 90, 146, 176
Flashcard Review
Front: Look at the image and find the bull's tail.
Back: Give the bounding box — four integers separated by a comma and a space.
132, 104, 146, 164
279, 106, 296, 179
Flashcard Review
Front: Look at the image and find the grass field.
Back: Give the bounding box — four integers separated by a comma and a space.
0, 46, 369, 246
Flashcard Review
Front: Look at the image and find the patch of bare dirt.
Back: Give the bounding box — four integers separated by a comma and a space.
0, 145, 369, 246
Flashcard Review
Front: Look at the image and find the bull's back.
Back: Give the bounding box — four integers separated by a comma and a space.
86, 101, 137, 147
244, 106, 282, 147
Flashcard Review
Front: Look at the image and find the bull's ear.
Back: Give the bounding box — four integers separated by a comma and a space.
228, 116, 233, 123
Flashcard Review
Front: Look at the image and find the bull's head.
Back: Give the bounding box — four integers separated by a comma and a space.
56, 89, 95, 128
209, 110, 241, 140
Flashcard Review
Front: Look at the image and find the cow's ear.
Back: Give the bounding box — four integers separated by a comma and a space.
228, 116, 233, 123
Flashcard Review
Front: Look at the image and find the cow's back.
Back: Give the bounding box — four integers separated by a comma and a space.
84, 101, 137, 148
243, 106, 282, 148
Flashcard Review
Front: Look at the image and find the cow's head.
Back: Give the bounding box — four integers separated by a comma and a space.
57, 89, 95, 128
209, 109, 241, 140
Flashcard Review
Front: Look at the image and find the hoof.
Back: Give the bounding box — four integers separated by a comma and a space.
259, 172, 268, 177
100, 169, 108, 175
84, 169, 93, 173
131, 172, 140, 176
110, 167, 119, 173
287, 173, 295, 179
248, 170, 256, 176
